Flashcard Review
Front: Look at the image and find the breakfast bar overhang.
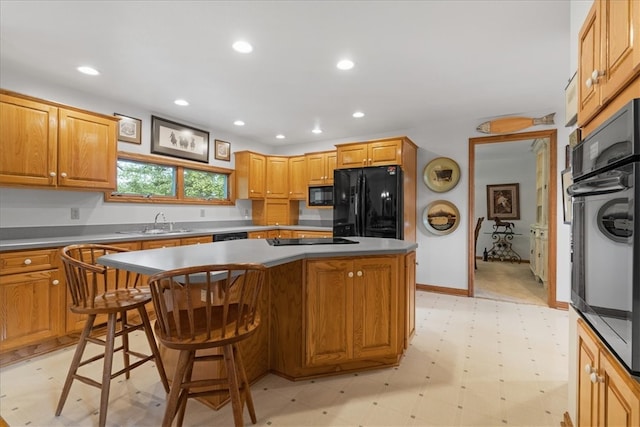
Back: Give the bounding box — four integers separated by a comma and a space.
98, 236, 418, 409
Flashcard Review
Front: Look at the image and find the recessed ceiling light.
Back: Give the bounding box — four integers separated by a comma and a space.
232, 41, 253, 53
276, 134, 285, 139
353, 111, 365, 118
312, 128, 323, 134
336, 59, 354, 70
174, 99, 189, 106
77, 66, 99, 76
234, 120, 245, 126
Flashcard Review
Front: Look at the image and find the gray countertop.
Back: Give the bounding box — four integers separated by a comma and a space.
98, 236, 418, 276
0, 225, 331, 252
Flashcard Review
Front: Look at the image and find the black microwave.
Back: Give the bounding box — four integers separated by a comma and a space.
308, 185, 333, 206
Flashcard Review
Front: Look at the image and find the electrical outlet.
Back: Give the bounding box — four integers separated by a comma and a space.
200, 208, 205, 217
70, 207, 80, 220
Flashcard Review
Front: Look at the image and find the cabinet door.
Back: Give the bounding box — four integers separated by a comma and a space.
292, 230, 332, 238
289, 156, 307, 199
337, 143, 368, 168
368, 139, 402, 166
577, 321, 600, 427
0, 269, 64, 350
599, 0, 640, 105
352, 257, 398, 359
578, 2, 601, 125
600, 351, 640, 427
248, 231, 267, 239
265, 199, 290, 225
57, 108, 117, 190
307, 152, 327, 185
141, 238, 182, 249
305, 259, 353, 366
404, 251, 416, 348
266, 156, 288, 198
325, 151, 337, 184
181, 236, 212, 245
0, 94, 58, 187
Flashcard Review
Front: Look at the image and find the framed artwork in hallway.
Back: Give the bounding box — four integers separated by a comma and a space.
486, 183, 520, 220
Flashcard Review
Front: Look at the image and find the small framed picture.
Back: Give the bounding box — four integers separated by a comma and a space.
215, 139, 231, 161
114, 113, 142, 144
486, 183, 520, 221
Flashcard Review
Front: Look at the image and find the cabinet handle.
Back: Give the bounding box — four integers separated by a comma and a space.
23, 258, 32, 265
591, 69, 604, 82
590, 372, 603, 384
362, 159, 366, 165
584, 364, 596, 374
368, 158, 372, 164
49, 172, 56, 177
60, 172, 67, 178
52, 279, 60, 285
357, 271, 363, 277
348, 272, 354, 278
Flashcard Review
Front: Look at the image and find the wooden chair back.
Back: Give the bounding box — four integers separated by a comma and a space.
60, 244, 142, 311
148, 263, 268, 349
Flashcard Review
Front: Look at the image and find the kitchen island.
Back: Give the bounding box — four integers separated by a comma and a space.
99, 236, 417, 409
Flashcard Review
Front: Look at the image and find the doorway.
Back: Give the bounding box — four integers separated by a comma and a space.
468, 129, 558, 308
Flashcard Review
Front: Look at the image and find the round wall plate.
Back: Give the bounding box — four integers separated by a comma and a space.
423, 200, 460, 235
423, 157, 460, 192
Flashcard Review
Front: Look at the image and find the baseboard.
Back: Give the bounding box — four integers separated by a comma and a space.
555, 301, 569, 310
417, 283, 469, 296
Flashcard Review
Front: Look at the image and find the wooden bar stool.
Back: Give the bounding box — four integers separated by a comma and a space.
147, 263, 267, 427
56, 244, 170, 427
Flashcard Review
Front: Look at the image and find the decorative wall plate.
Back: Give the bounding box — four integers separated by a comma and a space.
423, 200, 460, 235
423, 157, 460, 192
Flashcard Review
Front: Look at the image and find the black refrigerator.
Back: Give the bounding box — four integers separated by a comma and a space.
333, 165, 403, 239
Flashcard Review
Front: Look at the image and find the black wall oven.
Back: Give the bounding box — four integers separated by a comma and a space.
569, 98, 640, 375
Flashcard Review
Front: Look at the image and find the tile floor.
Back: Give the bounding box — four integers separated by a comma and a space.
0, 291, 568, 426
474, 261, 548, 307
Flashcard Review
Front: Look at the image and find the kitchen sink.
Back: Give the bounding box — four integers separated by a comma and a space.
117, 228, 192, 235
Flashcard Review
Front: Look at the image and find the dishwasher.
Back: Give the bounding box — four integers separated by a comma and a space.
212, 231, 249, 242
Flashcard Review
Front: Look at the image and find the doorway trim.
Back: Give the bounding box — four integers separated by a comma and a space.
467, 129, 558, 308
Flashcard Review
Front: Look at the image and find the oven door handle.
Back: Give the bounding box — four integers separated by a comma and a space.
567, 172, 628, 197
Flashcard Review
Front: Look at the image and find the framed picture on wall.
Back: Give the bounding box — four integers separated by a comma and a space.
486, 183, 520, 220
114, 113, 142, 144
151, 116, 209, 163
561, 168, 573, 224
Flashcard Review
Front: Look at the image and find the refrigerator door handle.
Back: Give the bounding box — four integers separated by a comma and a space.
354, 174, 360, 235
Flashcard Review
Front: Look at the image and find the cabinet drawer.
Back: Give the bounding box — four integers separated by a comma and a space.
0, 249, 58, 276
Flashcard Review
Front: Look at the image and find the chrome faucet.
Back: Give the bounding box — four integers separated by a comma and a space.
154, 212, 167, 229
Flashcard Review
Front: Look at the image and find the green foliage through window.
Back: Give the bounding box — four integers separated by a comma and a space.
117, 160, 176, 196
184, 169, 228, 200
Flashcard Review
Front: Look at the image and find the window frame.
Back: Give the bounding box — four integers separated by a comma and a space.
105, 152, 235, 205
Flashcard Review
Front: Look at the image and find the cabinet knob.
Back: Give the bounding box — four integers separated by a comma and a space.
60, 172, 67, 178
584, 364, 596, 374
368, 158, 372, 164
23, 258, 32, 265
591, 69, 604, 82
357, 271, 363, 277
348, 272, 354, 278
49, 172, 56, 177
52, 279, 60, 285
250, 189, 254, 193
267, 190, 271, 194
585, 77, 593, 89
590, 372, 603, 384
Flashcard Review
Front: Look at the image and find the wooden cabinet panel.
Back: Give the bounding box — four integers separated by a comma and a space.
577, 318, 640, 427
336, 143, 369, 168
0, 90, 118, 190
266, 156, 289, 198
404, 251, 416, 348
248, 230, 268, 239
0, 93, 58, 187
57, 108, 117, 190
305, 259, 353, 366
288, 156, 306, 199
141, 238, 182, 250
306, 151, 336, 185
578, 2, 601, 124
0, 249, 58, 276
252, 199, 299, 226
181, 236, 212, 245
235, 151, 266, 199
352, 257, 398, 359
292, 230, 332, 238
369, 139, 402, 166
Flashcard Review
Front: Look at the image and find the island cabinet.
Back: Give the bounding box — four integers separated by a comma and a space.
306, 150, 337, 185
234, 151, 266, 199
288, 155, 307, 200
269, 253, 410, 380
0, 248, 65, 352
578, 0, 640, 127
0, 90, 118, 191
577, 318, 640, 427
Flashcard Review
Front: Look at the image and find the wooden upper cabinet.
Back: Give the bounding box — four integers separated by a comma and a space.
288, 155, 306, 199
306, 150, 337, 185
57, 108, 117, 190
0, 90, 117, 190
234, 151, 266, 199
578, 0, 640, 126
265, 156, 288, 198
336, 137, 411, 169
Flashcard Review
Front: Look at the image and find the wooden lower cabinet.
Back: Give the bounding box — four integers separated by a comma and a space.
292, 230, 332, 238
0, 248, 64, 352
405, 250, 416, 348
305, 256, 399, 367
577, 318, 640, 426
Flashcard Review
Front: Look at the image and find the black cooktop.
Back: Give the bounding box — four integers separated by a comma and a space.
266, 237, 359, 246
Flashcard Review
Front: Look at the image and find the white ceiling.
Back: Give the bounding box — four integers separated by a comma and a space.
0, 1, 570, 147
